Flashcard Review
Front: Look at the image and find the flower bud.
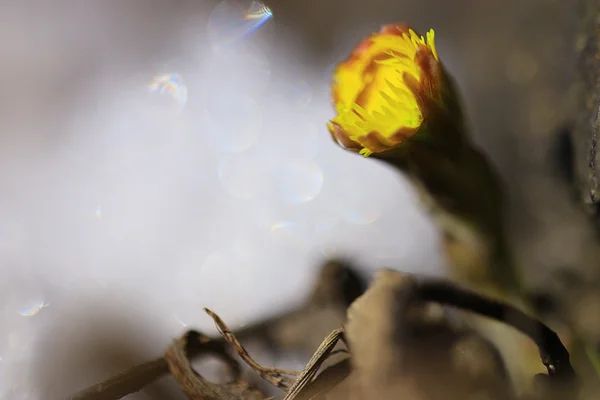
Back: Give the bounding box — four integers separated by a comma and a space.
327, 24, 449, 157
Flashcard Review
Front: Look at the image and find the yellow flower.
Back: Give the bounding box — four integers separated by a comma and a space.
328, 24, 442, 157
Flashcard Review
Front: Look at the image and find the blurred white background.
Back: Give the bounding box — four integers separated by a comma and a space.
0, 0, 445, 398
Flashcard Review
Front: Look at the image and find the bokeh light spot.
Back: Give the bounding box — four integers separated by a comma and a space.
18, 300, 49, 317
148, 73, 188, 106
204, 46, 271, 97
205, 93, 262, 152
284, 80, 312, 109
218, 155, 267, 200
270, 221, 312, 253
207, 0, 273, 50
94, 205, 102, 220
342, 208, 384, 225
274, 160, 324, 203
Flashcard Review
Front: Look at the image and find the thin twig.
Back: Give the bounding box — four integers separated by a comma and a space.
414, 279, 577, 382
164, 330, 266, 400
69, 356, 171, 400
204, 308, 297, 391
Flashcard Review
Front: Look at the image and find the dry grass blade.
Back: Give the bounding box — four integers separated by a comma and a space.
282, 328, 346, 400
286, 358, 352, 400
204, 308, 298, 391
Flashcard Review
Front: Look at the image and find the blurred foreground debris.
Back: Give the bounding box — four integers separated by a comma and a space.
71, 262, 577, 400
70, 260, 364, 400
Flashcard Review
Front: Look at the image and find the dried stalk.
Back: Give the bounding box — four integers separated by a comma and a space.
204, 308, 297, 391
412, 278, 576, 381
164, 330, 266, 400
69, 356, 173, 400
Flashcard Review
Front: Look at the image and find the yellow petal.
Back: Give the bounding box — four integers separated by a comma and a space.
329, 25, 440, 156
